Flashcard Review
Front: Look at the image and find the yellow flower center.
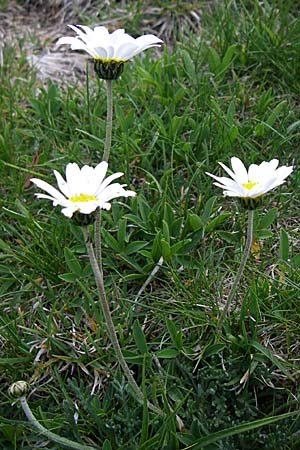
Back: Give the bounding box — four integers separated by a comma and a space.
69, 193, 97, 202
94, 57, 126, 63
242, 180, 258, 190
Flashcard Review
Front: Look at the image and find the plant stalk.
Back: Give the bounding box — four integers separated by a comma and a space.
83, 227, 163, 417
95, 79, 113, 266
218, 209, 254, 331
19, 396, 97, 450
103, 79, 113, 163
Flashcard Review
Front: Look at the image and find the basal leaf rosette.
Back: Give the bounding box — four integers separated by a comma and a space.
206, 157, 293, 209
31, 161, 136, 224
56, 25, 163, 80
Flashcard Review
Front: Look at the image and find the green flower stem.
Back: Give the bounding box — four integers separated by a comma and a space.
83, 227, 163, 417
94, 211, 103, 273
103, 79, 113, 163
19, 396, 98, 450
95, 79, 113, 266
218, 209, 254, 331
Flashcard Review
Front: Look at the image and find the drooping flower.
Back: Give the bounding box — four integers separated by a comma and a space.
206, 157, 293, 206
56, 25, 163, 79
31, 161, 136, 218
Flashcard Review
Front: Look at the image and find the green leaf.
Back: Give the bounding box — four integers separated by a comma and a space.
156, 348, 179, 359
201, 197, 217, 228
279, 228, 289, 261
133, 320, 148, 354
255, 229, 273, 239
226, 100, 236, 124
102, 439, 113, 450
64, 247, 82, 276
207, 46, 221, 72
252, 341, 293, 380
117, 218, 127, 250
218, 231, 241, 244
125, 241, 148, 255
162, 219, 170, 244
205, 212, 231, 233
266, 100, 287, 127
258, 208, 278, 229
179, 410, 299, 448
59, 273, 78, 283
181, 49, 196, 79
203, 343, 226, 358
0, 356, 33, 364
170, 239, 192, 255
189, 213, 203, 231
220, 44, 238, 73
161, 239, 171, 258
102, 229, 121, 253
166, 318, 182, 351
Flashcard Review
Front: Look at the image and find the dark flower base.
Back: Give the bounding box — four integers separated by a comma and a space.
239, 197, 263, 210
72, 209, 98, 226
94, 60, 124, 80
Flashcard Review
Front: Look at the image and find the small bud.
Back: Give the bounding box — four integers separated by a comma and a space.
8, 381, 29, 398
94, 60, 124, 80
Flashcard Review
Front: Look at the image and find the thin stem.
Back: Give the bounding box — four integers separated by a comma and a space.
83, 227, 163, 417
94, 211, 103, 270
95, 79, 113, 265
218, 209, 254, 331
103, 79, 113, 163
19, 396, 98, 450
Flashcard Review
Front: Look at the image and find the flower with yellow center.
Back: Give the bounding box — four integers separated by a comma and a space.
206, 157, 293, 199
56, 25, 163, 79
31, 161, 136, 218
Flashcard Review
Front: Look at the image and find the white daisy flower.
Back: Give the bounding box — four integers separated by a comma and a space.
31, 161, 136, 218
56, 25, 163, 62
206, 157, 293, 199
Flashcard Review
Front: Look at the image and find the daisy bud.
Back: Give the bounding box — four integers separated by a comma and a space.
8, 381, 29, 398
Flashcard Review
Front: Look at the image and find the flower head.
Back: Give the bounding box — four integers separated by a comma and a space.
56, 25, 163, 80
206, 157, 293, 200
31, 161, 136, 218
56, 25, 163, 79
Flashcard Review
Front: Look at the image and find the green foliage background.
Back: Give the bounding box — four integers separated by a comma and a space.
0, 1, 299, 449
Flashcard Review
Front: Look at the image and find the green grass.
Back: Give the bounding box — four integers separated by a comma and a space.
1, 1, 300, 449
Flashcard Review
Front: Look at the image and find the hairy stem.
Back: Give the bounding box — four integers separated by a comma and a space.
20, 396, 97, 450
83, 227, 163, 416
103, 79, 113, 163
95, 80, 113, 265
218, 209, 254, 331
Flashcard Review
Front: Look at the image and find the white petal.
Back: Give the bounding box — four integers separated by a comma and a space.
56, 36, 80, 46
76, 201, 99, 214
218, 162, 236, 180
115, 42, 139, 60
65, 163, 81, 195
53, 170, 71, 197
230, 157, 248, 183
61, 206, 77, 218
95, 172, 124, 195
248, 163, 259, 181
94, 47, 108, 58
273, 165, 293, 182
93, 26, 110, 40
98, 183, 135, 204
134, 34, 163, 52
223, 190, 243, 197
31, 178, 67, 203
110, 29, 128, 43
